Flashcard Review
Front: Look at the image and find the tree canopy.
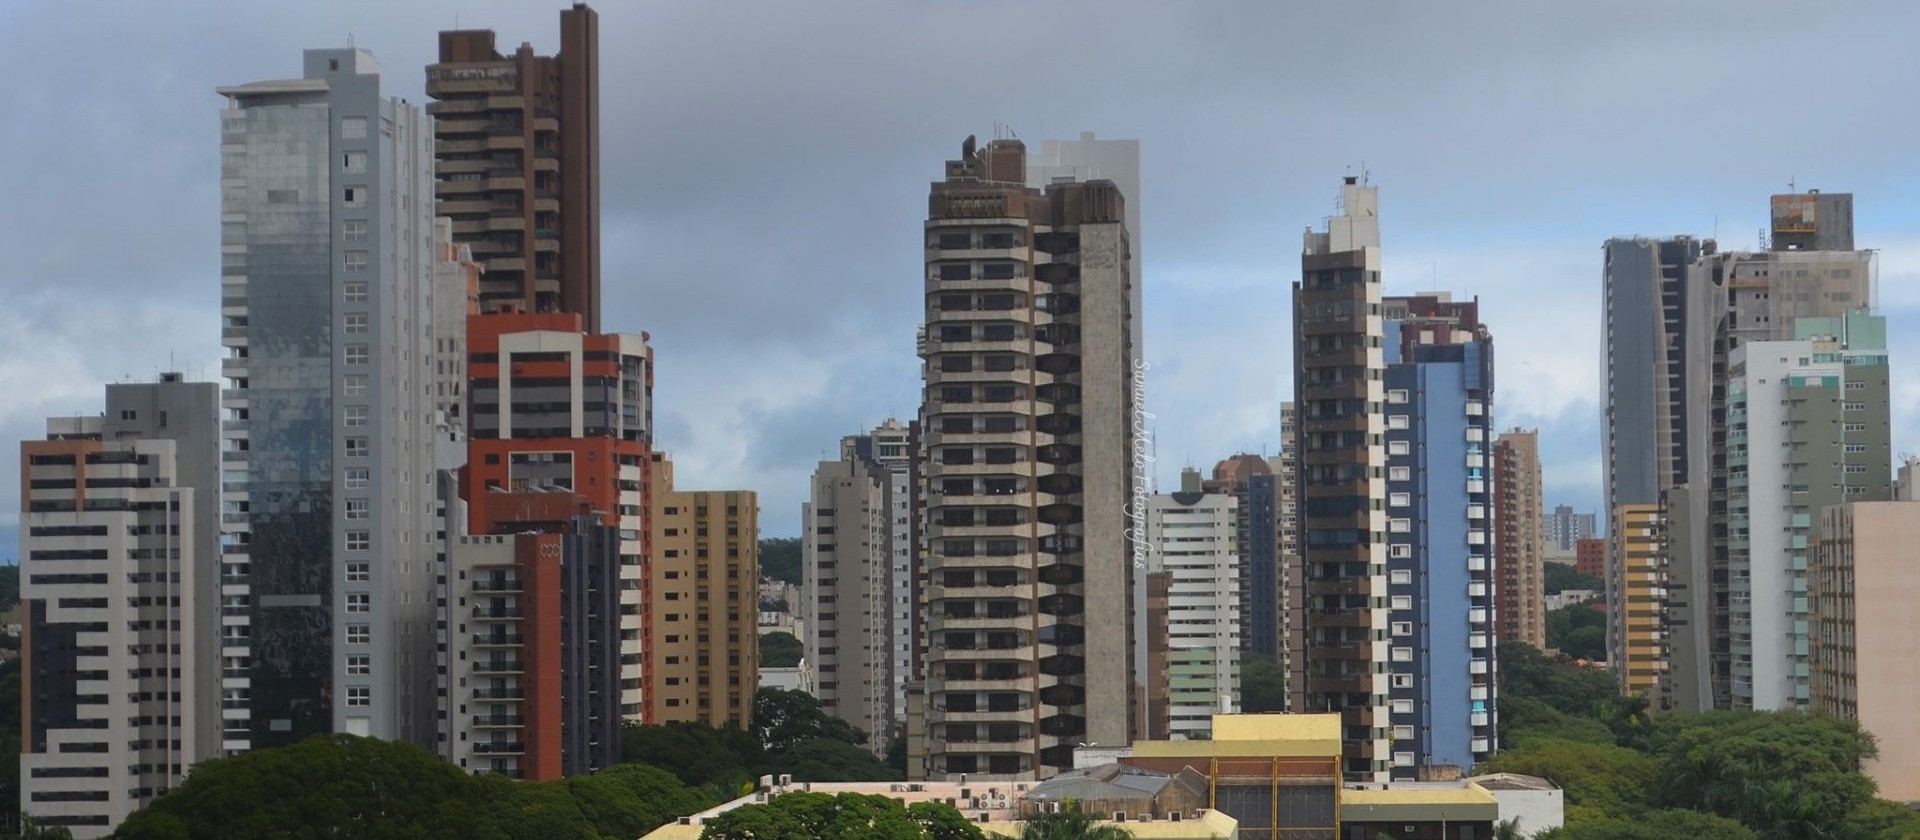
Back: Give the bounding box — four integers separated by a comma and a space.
1239, 653, 1285, 713
111, 734, 713, 840
1544, 604, 1607, 660
696, 791, 984, 840
760, 631, 803, 668
1543, 562, 1602, 595
622, 688, 898, 799
1497, 642, 1920, 840
759, 537, 802, 585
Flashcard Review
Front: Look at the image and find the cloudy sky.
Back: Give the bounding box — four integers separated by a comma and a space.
6, 1, 1920, 546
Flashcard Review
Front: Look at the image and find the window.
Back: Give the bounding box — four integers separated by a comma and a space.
341, 117, 367, 139
344, 374, 368, 397
346, 593, 370, 613
1391, 621, 1412, 636
346, 686, 370, 707
1387, 415, 1410, 430
1389, 492, 1410, 507
343, 186, 367, 208
343, 251, 368, 273
1387, 389, 1408, 404
346, 655, 370, 675
344, 313, 369, 334
1391, 646, 1413, 662
1389, 466, 1410, 481
1391, 674, 1413, 689
1390, 569, 1411, 585
345, 499, 369, 521
1844, 422, 1867, 432
343, 151, 366, 173
1388, 440, 1410, 456
346, 562, 369, 582
1394, 751, 1415, 767
344, 468, 369, 489
1845, 443, 1868, 453
1393, 725, 1415, 739
1389, 518, 1411, 533
347, 624, 370, 644
344, 281, 368, 303
1390, 596, 1412, 610
1843, 402, 1865, 411
1391, 699, 1414, 714
344, 406, 368, 427
345, 437, 369, 458
345, 344, 369, 365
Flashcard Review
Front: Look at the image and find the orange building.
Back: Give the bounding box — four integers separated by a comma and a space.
1575, 537, 1606, 579
646, 453, 759, 727
445, 311, 652, 779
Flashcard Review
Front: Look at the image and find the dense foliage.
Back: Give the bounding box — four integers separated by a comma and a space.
111, 734, 713, 840
697, 791, 984, 840
1543, 562, 1602, 595
1240, 652, 1286, 713
622, 688, 898, 799
1491, 642, 1920, 840
760, 631, 803, 667
760, 537, 802, 585
1544, 603, 1607, 661
1014, 804, 1134, 840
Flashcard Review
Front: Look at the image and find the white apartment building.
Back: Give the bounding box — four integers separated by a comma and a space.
1146, 472, 1241, 740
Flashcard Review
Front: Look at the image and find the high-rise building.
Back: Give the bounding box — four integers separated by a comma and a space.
1278, 403, 1302, 714
916, 135, 1138, 779
1026, 132, 1141, 369
647, 456, 759, 727
1725, 312, 1890, 710
1380, 292, 1498, 778
1607, 504, 1668, 701
1602, 236, 1704, 517
1202, 455, 1278, 659
216, 49, 442, 750
1543, 504, 1596, 551
431, 217, 481, 443
1574, 538, 1606, 579
461, 312, 653, 725
803, 422, 911, 754
17, 376, 218, 838
427, 4, 602, 329
1664, 192, 1875, 712
443, 519, 622, 780
1495, 430, 1545, 648
1812, 501, 1920, 802
1145, 470, 1240, 741
1294, 176, 1388, 782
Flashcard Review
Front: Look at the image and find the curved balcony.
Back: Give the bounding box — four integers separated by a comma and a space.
1039, 714, 1087, 737
1033, 323, 1080, 345
1038, 683, 1086, 707
1035, 353, 1081, 376
1036, 444, 1082, 465
1037, 503, 1082, 526
1036, 473, 1083, 495
1035, 383, 1080, 405
1038, 653, 1084, 676
1038, 593, 1084, 616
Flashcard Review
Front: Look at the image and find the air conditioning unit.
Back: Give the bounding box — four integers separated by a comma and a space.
1137, 814, 1152, 823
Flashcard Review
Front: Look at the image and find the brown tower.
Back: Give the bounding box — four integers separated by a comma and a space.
428, 3, 602, 331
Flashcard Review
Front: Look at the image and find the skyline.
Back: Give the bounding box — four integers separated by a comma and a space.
11, 2, 1920, 542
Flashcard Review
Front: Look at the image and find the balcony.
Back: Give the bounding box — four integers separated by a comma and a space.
472, 606, 523, 619
472, 741, 525, 755
472, 687, 524, 700
473, 660, 526, 674
473, 715, 526, 728
472, 579, 523, 594
471, 633, 524, 647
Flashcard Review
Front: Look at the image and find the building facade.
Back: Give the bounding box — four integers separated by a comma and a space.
1380, 293, 1498, 778
1574, 538, 1606, 579
1725, 313, 1890, 710
916, 135, 1138, 779
1812, 502, 1920, 802
427, 4, 602, 328
1543, 505, 1595, 552
1607, 504, 1668, 700
430, 217, 481, 442
1278, 402, 1303, 714
1294, 176, 1389, 781
648, 459, 759, 728
1146, 471, 1240, 740
443, 522, 621, 780
17, 377, 219, 838
217, 48, 442, 751
1203, 455, 1279, 660
1494, 430, 1545, 647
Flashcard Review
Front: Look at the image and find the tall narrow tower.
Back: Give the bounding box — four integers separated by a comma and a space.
1294, 176, 1388, 781
917, 135, 1137, 779
428, 4, 601, 329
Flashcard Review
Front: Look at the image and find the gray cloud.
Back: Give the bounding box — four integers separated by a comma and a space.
6, 0, 1920, 542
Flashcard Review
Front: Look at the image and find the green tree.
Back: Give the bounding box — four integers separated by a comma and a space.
760, 537, 802, 585
760, 632, 804, 668
885, 734, 908, 776
1545, 604, 1608, 656
1480, 740, 1659, 821
1239, 652, 1286, 713
1651, 711, 1877, 839
1017, 803, 1133, 840
1840, 798, 1920, 839
565, 763, 717, 839
1498, 642, 1619, 717
620, 720, 767, 791
1560, 625, 1606, 661
755, 688, 863, 755
778, 737, 900, 782
698, 791, 976, 840
1544, 563, 1602, 595
1545, 808, 1756, 840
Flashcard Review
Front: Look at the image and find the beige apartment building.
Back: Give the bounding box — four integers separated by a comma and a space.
914, 135, 1138, 780
647, 455, 759, 727
1608, 504, 1668, 702
1812, 502, 1920, 802
1494, 430, 1545, 647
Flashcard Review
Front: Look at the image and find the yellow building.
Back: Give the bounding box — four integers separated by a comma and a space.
1608, 504, 1668, 701
646, 453, 759, 726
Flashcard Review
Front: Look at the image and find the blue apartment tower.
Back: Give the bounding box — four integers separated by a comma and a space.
1380, 294, 1497, 779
